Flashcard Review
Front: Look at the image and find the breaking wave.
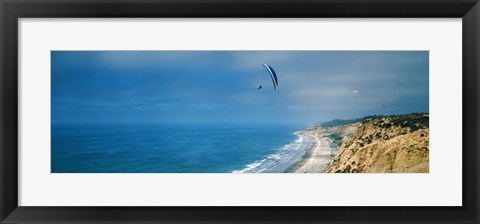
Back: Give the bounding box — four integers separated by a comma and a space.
232, 132, 313, 173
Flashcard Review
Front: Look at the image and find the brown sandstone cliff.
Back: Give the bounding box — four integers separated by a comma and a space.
323, 113, 429, 173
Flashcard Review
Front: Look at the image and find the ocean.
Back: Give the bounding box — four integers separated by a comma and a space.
51, 123, 313, 173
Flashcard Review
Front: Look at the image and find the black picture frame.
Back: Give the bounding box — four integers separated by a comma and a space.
1, 0, 479, 223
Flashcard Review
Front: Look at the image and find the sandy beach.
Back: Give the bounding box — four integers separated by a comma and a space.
292, 131, 338, 173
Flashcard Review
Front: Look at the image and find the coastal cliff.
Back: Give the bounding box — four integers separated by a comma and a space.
323, 113, 429, 173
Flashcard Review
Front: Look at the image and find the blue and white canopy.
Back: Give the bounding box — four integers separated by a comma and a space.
262, 64, 278, 90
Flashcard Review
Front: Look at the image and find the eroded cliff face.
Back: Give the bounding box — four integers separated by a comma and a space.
304, 122, 360, 147
324, 113, 429, 173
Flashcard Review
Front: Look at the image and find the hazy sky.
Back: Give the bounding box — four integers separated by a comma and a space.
51, 51, 428, 125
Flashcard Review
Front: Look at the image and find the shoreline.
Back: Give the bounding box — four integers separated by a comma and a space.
286, 130, 338, 173
283, 133, 318, 173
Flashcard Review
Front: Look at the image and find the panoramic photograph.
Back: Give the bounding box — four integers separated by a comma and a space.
51, 51, 429, 173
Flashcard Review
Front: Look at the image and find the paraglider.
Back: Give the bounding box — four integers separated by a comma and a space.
382, 104, 394, 114
352, 89, 359, 99
259, 64, 278, 90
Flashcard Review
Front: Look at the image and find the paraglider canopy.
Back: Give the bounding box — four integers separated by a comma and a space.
262, 64, 278, 90
352, 89, 359, 99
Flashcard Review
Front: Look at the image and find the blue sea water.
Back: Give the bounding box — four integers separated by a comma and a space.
51, 123, 313, 173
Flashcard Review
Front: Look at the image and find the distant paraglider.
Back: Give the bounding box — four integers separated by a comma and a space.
258, 64, 278, 90
352, 89, 359, 99
382, 104, 395, 115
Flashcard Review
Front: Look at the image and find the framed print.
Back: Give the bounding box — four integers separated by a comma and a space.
1, 0, 479, 223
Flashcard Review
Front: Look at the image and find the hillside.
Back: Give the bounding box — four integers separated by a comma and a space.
323, 113, 429, 173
